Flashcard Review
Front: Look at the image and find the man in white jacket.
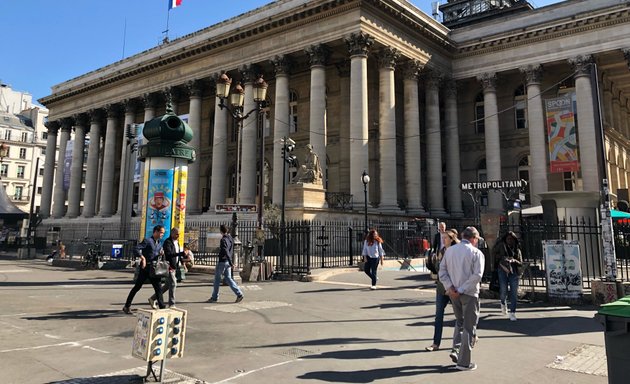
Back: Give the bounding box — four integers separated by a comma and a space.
438, 226, 485, 371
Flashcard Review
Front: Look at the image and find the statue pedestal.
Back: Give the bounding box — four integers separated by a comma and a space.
286, 183, 327, 209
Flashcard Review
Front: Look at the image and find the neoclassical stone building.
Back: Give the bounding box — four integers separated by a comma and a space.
38, 0, 630, 228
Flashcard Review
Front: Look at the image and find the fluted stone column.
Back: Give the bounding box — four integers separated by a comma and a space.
117, 100, 137, 216
306, 44, 329, 178
186, 80, 203, 214
377, 47, 400, 211
402, 61, 424, 214
67, 114, 88, 218
444, 79, 463, 216
337, 61, 351, 193
570, 55, 599, 192
83, 110, 103, 218
138, 93, 158, 214
425, 71, 445, 215
271, 57, 291, 205
99, 104, 120, 217
52, 118, 72, 218
240, 66, 257, 204
40, 121, 59, 218
209, 77, 230, 210
478, 73, 503, 211
521, 65, 548, 206
345, 32, 373, 206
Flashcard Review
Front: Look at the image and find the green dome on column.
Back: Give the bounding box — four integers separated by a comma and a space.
138, 103, 196, 163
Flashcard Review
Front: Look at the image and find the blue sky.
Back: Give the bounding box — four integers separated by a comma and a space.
0, 0, 562, 105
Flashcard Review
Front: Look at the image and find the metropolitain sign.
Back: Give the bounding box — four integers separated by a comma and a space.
460, 179, 527, 191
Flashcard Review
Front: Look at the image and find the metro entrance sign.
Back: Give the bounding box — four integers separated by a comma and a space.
461, 179, 527, 191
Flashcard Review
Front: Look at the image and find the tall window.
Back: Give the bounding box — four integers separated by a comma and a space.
14, 186, 23, 200
39, 167, 44, 176
19, 148, 27, 159
42, 131, 48, 140
0, 164, 7, 177
289, 90, 298, 133
228, 164, 237, 200
518, 156, 530, 204
563, 172, 575, 191
230, 119, 239, 143
477, 158, 488, 206
514, 85, 527, 130
17, 165, 25, 179
475, 92, 485, 134
3, 130, 11, 141
21, 132, 28, 142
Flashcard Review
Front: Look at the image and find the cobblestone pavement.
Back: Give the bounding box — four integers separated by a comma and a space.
0, 257, 608, 384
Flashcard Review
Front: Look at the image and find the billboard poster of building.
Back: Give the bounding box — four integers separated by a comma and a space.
144, 169, 174, 240
545, 95, 579, 173
543, 240, 583, 299
133, 123, 144, 183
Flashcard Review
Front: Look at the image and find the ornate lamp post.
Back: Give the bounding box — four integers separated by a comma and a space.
361, 170, 370, 234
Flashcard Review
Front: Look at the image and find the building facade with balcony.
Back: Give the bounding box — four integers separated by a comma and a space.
35, 0, 630, 229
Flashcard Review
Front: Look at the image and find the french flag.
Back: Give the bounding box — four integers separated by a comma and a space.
168, 0, 183, 10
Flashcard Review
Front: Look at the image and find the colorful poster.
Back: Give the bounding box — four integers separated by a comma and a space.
172, 165, 188, 247
543, 240, 583, 298
144, 169, 174, 240
545, 95, 579, 173
139, 166, 150, 242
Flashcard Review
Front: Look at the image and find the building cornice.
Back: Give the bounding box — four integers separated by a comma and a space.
40, 0, 453, 108
455, 4, 630, 58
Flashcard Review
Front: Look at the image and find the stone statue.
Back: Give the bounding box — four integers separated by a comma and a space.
292, 144, 323, 184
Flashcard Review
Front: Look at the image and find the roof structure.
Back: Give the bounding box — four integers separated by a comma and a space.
0, 183, 28, 223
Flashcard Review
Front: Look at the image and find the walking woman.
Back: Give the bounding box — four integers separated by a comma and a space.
492, 231, 523, 321
426, 229, 459, 351
362, 229, 385, 290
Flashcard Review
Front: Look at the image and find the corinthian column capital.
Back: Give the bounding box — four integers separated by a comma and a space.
477, 72, 497, 92
186, 80, 204, 98
520, 64, 543, 85
272, 55, 292, 76
401, 60, 423, 80
377, 47, 400, 70
443, 78, 458, 98
306, 44, 330, 67
568, 55, 593, 78
345, 32, 374, 57
423, 69, 443, 89
44, 120, 60, 134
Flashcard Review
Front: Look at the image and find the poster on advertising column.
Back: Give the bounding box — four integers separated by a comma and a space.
543, 240, 583, 299
172, 165, 188, 246
545, 95, 579, 173
144, 169, 174, 240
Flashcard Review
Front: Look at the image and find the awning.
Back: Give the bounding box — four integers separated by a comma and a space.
611, 209, 630, 219
521, 205, 543, 216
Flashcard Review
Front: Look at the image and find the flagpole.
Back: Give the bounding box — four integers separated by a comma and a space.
163, 8, 171, 43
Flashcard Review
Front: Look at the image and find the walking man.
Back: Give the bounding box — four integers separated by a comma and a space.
438, 226, 485, 371
208, 224, 244, 303
123, 225, 166, 313
149, 227, 183, 308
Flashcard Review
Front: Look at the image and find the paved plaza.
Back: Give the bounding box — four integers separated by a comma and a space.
0, 256, 608, 384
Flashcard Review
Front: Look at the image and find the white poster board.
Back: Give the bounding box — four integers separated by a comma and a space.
543, 240, 583, 298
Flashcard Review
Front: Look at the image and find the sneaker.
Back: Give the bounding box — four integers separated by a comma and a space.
509, 312, 517, 321
207, 298, 217, 303
122, 306, 131, 314
501, 304, 507, 315
455, 363, 477, 371
235, 295, 244, 303
148, 298, 157, 309
370, 286, 377, 290
425, 344, 439, 352
449, 349, 459, 363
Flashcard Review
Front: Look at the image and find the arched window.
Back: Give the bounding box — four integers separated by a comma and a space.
518, 156, 530, 204
514, 85, 527, 130
475, 92, 485, 134
289, 90, 298, 133
228, 163, 237, 201
477, 158, 488, 206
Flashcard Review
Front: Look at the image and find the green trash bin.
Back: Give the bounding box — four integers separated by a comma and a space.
596, 295, 630, 384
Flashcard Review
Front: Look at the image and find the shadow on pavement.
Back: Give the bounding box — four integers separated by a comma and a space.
0, 279, 132, 287
48, 375, 143, 383
23, 309, 126, 321
297, 365, 455, 382
300, 348, 424, 360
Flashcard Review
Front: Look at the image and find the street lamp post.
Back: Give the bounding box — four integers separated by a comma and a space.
361, 170, 370, 234
280, 137, 296, 266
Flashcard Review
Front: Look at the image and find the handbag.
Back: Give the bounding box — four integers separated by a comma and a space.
150, 257, 169, 278
489, 270, 500, 293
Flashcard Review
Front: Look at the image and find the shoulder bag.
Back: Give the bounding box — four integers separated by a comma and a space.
150, 256, 169, 278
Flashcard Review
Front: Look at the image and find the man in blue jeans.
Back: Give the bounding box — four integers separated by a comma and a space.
208, 224, 244, 303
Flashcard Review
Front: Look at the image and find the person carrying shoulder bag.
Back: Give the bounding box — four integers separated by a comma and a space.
492, 231, 523, 321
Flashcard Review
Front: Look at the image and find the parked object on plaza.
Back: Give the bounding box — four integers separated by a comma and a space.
595, 296, 630, 384
132, 307, 187, 382
362, 229, 385, 290
426, 229, 459, 352
208, 224, 244, 303
492, 231, 523, 321
439, 226, 485, 371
